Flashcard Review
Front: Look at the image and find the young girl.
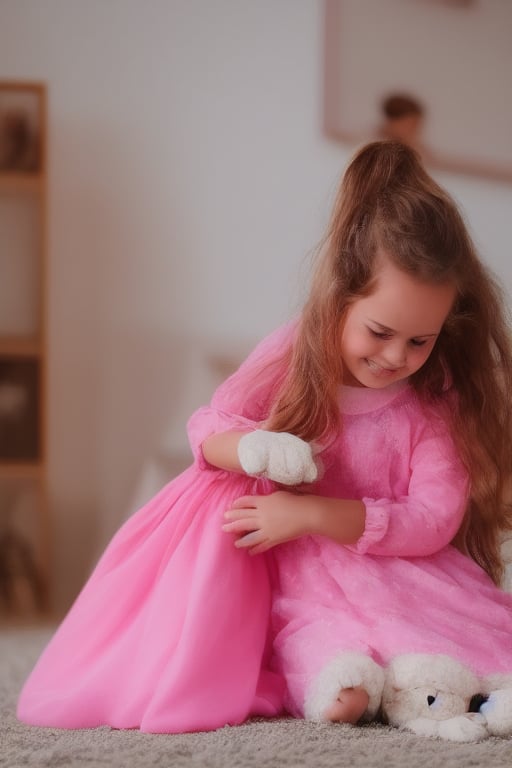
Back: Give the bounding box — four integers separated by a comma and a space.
18, 141, 512, 735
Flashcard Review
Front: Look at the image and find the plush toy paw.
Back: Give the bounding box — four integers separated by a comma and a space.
405, 713, 488, 743
237, 429, 318, 485
476, 673, 512, 737
382, 654, 484, 741
304, 651, 384, 722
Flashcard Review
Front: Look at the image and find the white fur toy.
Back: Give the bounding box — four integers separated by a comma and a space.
237, 429, 318, 486
381, 654, 488, 742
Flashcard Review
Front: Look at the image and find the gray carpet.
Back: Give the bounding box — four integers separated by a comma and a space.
2, 628, 512, 768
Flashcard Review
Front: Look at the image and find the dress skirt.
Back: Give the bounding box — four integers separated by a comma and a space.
17, 467, 284, 733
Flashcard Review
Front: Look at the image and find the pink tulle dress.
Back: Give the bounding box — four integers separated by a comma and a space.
269, 378, 512, 717
17, 325, 293, 733
17, 321, 512, 732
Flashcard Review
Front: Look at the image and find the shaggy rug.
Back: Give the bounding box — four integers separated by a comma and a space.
2, 627, 512, 768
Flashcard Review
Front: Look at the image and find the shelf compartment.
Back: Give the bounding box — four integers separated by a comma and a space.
0, 357, 41, 461
0, 192, 41, 336
0, 474, 48, 619
0, 84, 43, 175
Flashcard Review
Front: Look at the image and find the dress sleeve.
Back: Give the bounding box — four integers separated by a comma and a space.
349, 416, 469, 558
186, 320, 296, 469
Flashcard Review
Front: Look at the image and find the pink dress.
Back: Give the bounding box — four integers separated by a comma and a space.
270, 378, 512, 717
17, 321, 512, 731
17, 326, 293, 733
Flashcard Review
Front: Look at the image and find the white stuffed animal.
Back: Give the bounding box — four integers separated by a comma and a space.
381, 653, 512, 742
381, 654, 488, 742
237, 429, 318, 486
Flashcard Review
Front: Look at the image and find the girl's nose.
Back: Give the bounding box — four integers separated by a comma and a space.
383, 342, 407, 368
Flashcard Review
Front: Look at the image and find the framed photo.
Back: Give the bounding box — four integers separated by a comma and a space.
323, 0, 512, 182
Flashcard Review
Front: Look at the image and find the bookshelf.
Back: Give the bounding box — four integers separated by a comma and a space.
0, 81, 49, 622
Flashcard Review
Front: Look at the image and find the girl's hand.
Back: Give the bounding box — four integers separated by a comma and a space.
222, 491, 312, 554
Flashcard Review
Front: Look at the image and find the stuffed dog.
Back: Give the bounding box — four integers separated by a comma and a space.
381, 653, 512, 742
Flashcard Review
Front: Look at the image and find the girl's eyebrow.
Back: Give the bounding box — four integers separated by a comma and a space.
368, 319, 438, 338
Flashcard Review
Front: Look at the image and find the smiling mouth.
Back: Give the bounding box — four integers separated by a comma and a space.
366, 359, 400, 376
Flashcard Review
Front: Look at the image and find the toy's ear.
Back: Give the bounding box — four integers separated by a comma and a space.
469, 693, 489, 713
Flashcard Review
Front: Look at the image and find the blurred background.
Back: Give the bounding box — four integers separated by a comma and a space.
0, 0, 511, 617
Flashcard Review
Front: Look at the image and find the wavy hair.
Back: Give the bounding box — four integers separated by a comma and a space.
265, 140, 512, 584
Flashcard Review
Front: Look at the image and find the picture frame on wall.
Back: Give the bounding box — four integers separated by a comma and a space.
323, 0, 512, 183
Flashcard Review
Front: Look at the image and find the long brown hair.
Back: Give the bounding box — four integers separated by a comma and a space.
266, 140, 512, 584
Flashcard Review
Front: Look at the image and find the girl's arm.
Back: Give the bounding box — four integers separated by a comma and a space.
202, 430, 246, 473
222, 491, 366, 555
186, 321, 297, 469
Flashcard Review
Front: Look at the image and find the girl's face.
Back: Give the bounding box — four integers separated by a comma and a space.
340, 254, 456, 388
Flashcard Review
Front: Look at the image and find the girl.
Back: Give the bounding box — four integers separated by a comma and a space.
214, 140, 512, 727
17, 141, 512, 735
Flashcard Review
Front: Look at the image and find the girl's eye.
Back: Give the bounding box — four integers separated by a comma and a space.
369, 329, 429, 347
369, 329, 391, 340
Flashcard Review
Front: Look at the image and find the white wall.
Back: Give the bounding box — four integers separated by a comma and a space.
0, 0, 511, 612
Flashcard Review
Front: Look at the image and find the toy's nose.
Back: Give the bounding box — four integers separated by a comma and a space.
427, 695, 436, 706
469, 693, 489, 712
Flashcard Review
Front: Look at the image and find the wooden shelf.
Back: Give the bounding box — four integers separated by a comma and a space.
0, 336, 43, 357
0, 80, 49, 620
0, 172, 43, 195
0, 462, 43, 480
